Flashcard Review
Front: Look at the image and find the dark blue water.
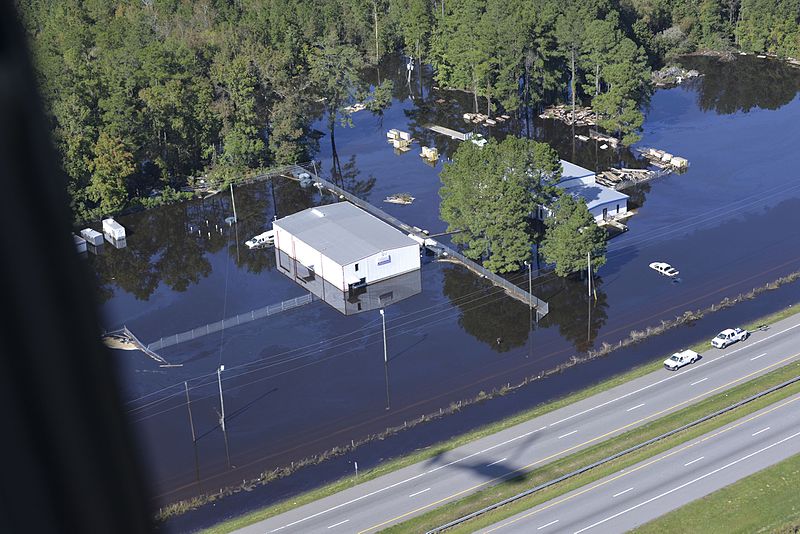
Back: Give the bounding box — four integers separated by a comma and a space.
85, 55, 800, 522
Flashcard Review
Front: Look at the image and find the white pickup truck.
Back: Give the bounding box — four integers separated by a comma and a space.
711, 328, 749, 349
663, 349, 700, 371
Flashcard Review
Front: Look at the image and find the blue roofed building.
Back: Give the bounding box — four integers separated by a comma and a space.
535, 160, 629, 224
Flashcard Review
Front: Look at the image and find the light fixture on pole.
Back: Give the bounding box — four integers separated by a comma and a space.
217, 364, 226, 432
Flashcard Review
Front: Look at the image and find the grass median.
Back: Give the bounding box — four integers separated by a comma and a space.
383, 360, 800, 533
632, 452, 800, 534
202, 304, 799, 533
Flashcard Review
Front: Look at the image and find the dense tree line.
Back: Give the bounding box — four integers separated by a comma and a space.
14, 0, 799, 223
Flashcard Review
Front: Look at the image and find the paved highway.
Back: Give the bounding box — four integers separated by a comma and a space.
482, 391, 800, 533
238, 314, 800, 534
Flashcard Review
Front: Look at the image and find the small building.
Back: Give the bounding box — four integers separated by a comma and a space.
102, 218, 126, 240
74, 234, 87, 253
536, 160, 629, 223
273, 202, 421, 294
80, 228, 104, 246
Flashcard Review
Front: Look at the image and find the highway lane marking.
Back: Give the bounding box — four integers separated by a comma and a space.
559, 430, 579, 439
684, 457, 704, 466
537, 519, 559, 530
480, 394, 800, 533
426, 426, 547, 475
327, 519, 349, 529
573, 428, 800, 534
626, 403, 645, 412
690, 378, 708, 386
751, 353, 768, 361
409, 488, 431, 498
546, 321, 800, 429
268, 425, 543, 532
487, 458, 507, 467
612, 488, 634, 498
752, 427, 770, 436
156, 321, 800, 506
360, 356, 800, 534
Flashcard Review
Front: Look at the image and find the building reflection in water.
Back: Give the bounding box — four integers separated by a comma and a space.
276, 248, 422, 315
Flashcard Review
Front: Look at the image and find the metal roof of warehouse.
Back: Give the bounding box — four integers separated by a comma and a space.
273, 202, 418, 265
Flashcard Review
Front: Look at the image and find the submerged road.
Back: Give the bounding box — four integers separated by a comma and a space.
236, 313, 800, 534
483, 392, 800, 533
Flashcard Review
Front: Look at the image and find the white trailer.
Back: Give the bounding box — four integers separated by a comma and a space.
74, 234, 87, 253
80, 228, 104, 246
102, 218, 126, 240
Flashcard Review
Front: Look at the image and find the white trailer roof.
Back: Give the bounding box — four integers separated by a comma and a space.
274, 202, 418, 265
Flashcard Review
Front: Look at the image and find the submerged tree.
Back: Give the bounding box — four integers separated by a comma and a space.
540, 193, 607, 277
439, 137, 559, 273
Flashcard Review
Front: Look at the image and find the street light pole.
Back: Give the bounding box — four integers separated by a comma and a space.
380, 309, 388, 364
380, 309, 390, 410
217, 364, 226, 432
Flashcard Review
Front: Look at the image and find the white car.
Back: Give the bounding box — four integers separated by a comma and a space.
711, 327, 749, 349
663, 349, 700, 371
649, 261, 680, 277
245, 230, 275, 249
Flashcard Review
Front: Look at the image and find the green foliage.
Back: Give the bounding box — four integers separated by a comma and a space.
737, 0, 800, 57
439, 137, 559, 273
540, 193, 608, 277
87, 131, 134, 215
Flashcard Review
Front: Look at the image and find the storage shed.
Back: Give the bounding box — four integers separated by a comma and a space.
80, 228, 104, 246
74, 234, 87, 253
102, 218, 126, 240
273, 202, 421, 293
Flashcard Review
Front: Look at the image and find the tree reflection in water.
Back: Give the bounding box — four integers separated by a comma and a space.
679, 55, 800, 115
537, 273, 609, 354
442, 265, 530, 353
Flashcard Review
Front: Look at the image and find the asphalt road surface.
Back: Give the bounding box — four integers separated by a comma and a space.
238, 314, 800, 534
482, 392, 800, 533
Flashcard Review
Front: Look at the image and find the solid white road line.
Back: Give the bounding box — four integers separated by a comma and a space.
487, 458, 507, 467
626, 403, 645, 412
612, 488, 634, 498
408, 488, 431, 498
269, 322, 800, 533
750, 353, 768, 361
573, 430, 800, 534
683, 457, 704, 467
690, 378, 708, 386
537, 519, 559, 530
327, 519, 349, 529
752, 427, 770, 436
547, 321, 800, 429
558, 430, 579, 439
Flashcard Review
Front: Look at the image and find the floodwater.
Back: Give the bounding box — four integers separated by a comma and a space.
84, 54, 800, 528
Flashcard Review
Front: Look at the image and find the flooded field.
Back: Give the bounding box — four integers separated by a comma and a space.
85, 54, 800, 525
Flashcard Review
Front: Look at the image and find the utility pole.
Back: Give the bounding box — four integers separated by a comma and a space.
217, 364, 226, 432
184, 381, 196, 443
380, 309, 390, 410
229, 183, 237, 223
587, 251, 592, 298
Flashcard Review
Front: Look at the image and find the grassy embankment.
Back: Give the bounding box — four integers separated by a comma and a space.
200, 304, 800, 533
632, 453, 800, 534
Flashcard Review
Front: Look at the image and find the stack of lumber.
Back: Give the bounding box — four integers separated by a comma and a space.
539, 105, 596, 126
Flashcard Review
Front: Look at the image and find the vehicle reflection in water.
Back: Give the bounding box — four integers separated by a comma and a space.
275, 248, 422, 315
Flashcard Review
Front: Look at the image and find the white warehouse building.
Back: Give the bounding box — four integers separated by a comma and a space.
536, 160, 629, 223
273, 202, 421, 293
